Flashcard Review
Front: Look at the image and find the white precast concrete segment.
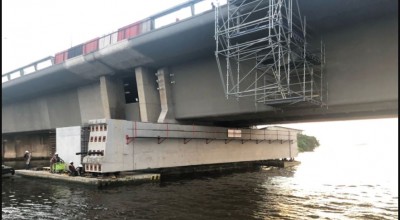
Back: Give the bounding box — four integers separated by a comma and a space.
83, 119, 299, 173
56, 126, 82, 165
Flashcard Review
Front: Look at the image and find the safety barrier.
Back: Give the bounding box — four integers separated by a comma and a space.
124, 121, 299, 145
2, 56, 54, 83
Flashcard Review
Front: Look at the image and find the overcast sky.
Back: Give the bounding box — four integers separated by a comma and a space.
278, 118, 398, 148
2, 0, 194, 74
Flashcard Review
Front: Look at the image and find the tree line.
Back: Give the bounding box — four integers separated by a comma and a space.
297, 133, 320, 152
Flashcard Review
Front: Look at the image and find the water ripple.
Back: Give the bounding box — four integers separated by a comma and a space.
2, 154, 398, 220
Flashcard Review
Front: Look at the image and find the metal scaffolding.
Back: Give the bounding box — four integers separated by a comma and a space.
215, 0, 326, 106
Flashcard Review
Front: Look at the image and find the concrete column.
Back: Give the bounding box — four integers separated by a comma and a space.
2, 139, 11, 160
100, 76, 126, 120
156, 68, 177, 123
135, 67, 161, 122
4, 138, 17, 159
100, 76, 111, 119
107, 78, 126, 119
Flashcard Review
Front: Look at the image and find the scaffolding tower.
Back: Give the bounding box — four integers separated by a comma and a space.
215, 0, 326, 106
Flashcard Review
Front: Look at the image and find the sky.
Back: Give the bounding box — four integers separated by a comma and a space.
2, 0, 398, 150
276, 118, 398, 149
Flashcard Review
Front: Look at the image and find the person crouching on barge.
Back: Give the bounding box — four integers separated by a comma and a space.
68, 161, 78, 176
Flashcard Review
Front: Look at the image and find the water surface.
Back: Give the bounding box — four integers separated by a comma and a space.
2, 143, 398, 219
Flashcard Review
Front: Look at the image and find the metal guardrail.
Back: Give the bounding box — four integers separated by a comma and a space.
122, 122, 298, 144
2, 0, 223, 84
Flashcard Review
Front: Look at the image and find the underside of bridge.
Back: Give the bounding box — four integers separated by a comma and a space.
1, 0, 397, 167
2, 0, 398, 131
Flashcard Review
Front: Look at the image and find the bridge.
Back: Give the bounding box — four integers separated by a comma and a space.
2, 0, 397, 165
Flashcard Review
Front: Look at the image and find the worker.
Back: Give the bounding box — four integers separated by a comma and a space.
49, 152, 62, 173
76, 164, 84, 176
68, 161, 78, 176
24, 151, 32, 170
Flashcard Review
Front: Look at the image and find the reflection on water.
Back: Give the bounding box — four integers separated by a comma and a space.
2, 143, 398, 220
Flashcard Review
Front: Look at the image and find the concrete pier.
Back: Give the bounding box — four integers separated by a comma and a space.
15, 170, 160, 188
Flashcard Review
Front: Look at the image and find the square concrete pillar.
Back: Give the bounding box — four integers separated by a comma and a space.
135, 67, 161, 122
100, 76, 126, 120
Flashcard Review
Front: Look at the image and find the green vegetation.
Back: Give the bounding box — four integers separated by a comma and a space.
297, 133, 320, 152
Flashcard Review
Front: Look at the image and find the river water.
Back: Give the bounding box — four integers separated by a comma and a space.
2, 142, 398, 220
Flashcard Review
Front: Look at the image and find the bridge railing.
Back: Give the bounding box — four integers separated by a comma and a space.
2, 56, 54, 83
2, 0, 225, 84
123, 121, 298, 143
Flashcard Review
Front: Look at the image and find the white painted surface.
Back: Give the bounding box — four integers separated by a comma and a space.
56, 126, 82, 165
83, 119, 299, 173
98, 33, 118, 49
140, 19, 152, 33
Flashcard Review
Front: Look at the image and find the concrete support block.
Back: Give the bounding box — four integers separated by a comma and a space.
156, 68, 176, 123
135, 67, 161, 122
